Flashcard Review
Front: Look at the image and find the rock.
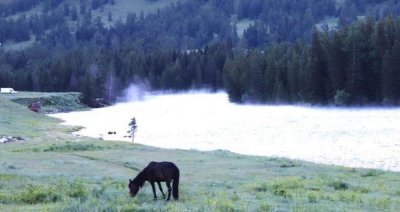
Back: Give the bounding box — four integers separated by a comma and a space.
0, 135, 25, 144
0, 138, 6, 143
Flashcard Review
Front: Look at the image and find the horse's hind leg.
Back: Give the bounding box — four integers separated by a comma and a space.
157, 182, 166, 199
166, 181, 172, 201
150, 182, 157, 200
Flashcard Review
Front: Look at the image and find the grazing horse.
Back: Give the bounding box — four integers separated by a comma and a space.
128, 161, 180, 201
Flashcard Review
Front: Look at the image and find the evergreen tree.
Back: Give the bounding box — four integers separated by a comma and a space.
223, 56, 248, 103
381, 41, 400, 105
128, 117, 138, 143
81, 74, 95, 107
307, 29, 328, 104
344, 26, 367, 103
328, 32, 347, 94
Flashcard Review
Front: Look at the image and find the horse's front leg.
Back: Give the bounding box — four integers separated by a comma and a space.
157, 182, 166, 199
150, 182, 157, 200
166, 181, 172, 201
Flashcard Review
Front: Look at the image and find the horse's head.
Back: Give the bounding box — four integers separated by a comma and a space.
128, 179, 139, 197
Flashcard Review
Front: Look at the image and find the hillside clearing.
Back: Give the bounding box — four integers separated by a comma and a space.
92, 0, 185, 27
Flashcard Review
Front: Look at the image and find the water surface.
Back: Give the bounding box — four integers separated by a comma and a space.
50, 92, 400, 171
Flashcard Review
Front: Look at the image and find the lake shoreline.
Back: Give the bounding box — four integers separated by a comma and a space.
50, 92, 400, 172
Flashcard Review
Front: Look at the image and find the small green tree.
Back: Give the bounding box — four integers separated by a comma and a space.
334, 90, 351, 106
128, 117, 137, 143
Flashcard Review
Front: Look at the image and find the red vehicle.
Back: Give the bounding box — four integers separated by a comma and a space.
28, 102, 41, 113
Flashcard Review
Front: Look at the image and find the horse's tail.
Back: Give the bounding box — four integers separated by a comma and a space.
172, 168, 180, 200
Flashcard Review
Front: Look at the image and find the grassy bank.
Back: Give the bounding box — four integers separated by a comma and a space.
0, 95, 399, 211
1, 92, 87, 113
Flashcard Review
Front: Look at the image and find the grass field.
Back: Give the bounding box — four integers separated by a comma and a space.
1, 94, 400, 211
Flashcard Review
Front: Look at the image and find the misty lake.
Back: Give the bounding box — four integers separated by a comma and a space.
50, 92, 400, 172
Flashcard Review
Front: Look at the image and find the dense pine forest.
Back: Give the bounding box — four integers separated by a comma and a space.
1, 0, 400, 106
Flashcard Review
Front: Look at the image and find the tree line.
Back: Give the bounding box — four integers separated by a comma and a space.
1, 1, 400, 106
2, 17, 400, 106
0, 42, 232, 107
225, 17, 400, 105
0, 0, 348, 48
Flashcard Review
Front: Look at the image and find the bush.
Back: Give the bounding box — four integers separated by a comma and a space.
307, 191, 321, 203
252, 177, 305, 198
0, 192, 13, 204
329, 181, 349, 191
259, 203, 273, 211
18, 184, 62, 204
361, 170, 382, 177
214, 199, 235, 212
67, 180, 89, 200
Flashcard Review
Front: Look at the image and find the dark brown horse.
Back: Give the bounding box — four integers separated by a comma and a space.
128, 161, 180, 201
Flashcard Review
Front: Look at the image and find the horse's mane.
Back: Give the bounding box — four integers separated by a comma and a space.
132, 171, 146, 187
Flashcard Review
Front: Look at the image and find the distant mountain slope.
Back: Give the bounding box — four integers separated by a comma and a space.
0, 0, 185, 50
0, 0, 399, 50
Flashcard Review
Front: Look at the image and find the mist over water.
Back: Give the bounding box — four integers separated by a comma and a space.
50, 91, 400, 172
121, 83, 149, 102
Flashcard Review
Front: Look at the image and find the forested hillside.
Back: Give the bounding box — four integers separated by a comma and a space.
225, 17, 400, 105
1, 0, 400, 106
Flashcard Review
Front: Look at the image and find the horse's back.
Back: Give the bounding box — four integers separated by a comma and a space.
148, 161, 178, 170
146, 161, 179, 180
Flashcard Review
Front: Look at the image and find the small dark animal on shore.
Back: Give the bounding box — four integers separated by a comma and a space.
128, 161, 180, 201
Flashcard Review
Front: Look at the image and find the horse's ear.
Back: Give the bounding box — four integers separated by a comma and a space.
129, 179, 132, 183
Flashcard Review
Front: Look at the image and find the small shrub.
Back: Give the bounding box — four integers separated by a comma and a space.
307, 191, 321, 203
18, 184, 62, 204
259, 203, 273, 212
0, 192, 13, 204
215, 199, 235, 212
279, 163, 297, 168
337, 191, 361, 203
329, 181, 349, 191
252, 177, 304, 198
334, 90, 351, 106
7, 165, 17, 170
352, 186, 371, 193
273, 189, 291, 198
230, 192, 240, 201
370, 197, 391, 208
252, 183, 268, 192
361, 170, 382, 177
67, 180, 89, 200
272, 177, 304, 192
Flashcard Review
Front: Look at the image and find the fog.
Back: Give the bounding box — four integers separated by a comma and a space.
50, 91, 400, 172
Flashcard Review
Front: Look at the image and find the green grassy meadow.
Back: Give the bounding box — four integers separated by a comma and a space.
2, 92, 87, 113
0, 94, 400, 211
93, 0, 186, 27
